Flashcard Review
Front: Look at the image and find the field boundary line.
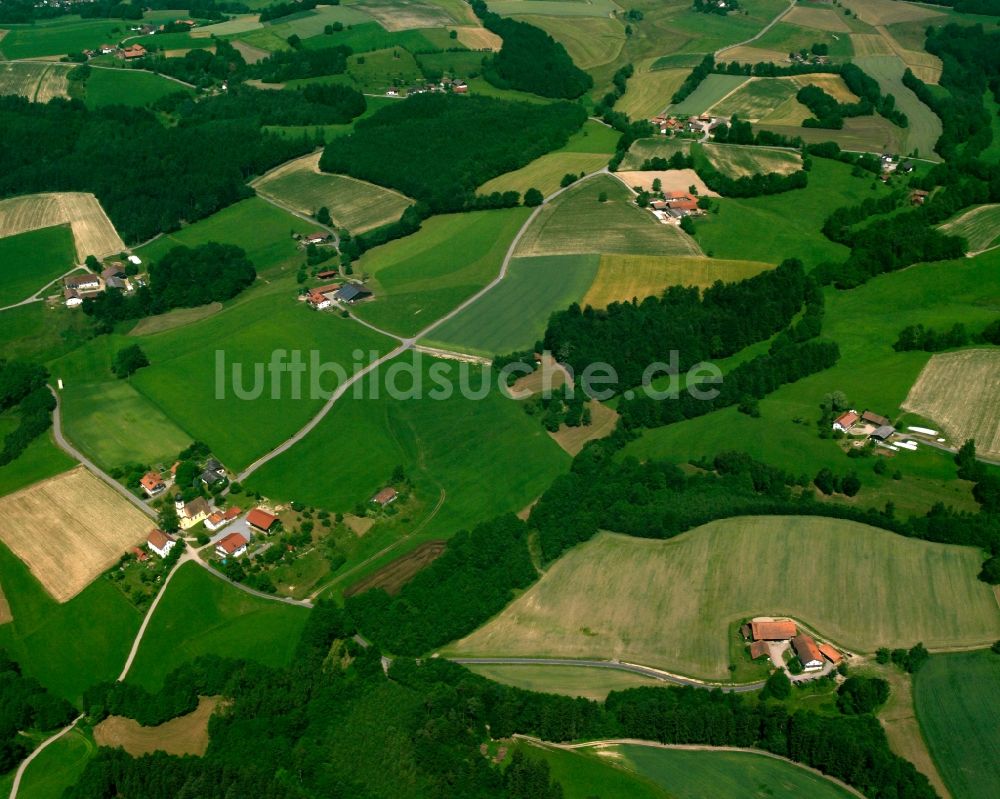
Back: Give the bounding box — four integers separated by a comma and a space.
715, 0, 796, 59
514, 735, 868, 799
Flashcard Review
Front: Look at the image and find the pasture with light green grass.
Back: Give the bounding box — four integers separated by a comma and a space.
486, 0, 620, 17
515, 175, 701, 258
625, 249, 1000, 518
619, 66, 689, 119
16, 728, 95, 799
667, 0, 790, 53
0, 432, 74, 500
125, 562, 309, 692
0, 541, 141, 704
247, 356, 570, 534
83, 67, 191, 109
668, 73, 750, 116
344, 47, 423, 92
617, 744, 858, 799
914, 650, 1000, 799
465, 663, 666, 700
58, 380, 192, 471
302, 21, 458, 54
521, 15, 625, 70
516, 742, 668, 799
691, 157, 885, 268
619, 137, 690, 171
449, 519, 1000, 679
761, 113, 907, 156
753, 20, 855, 60
0, 225, 76, 307
352, 207, 530, 336
938, 204, 1000, 253
712, 76, 798, 120
129, 296, 391, 470
851, 55, 942, 159
135, 197, 314, 277
422, 253, 599, 357
253, 152, 413, 234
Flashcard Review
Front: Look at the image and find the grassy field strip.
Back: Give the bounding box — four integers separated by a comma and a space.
902, 349, 1000, 460
0, 192, 124, 262
252, 151, 413, 233
619, 138, 690, 171
783, 5, 851, 32
448, 518, 1000, 680
851, 54, 942, 158
478, 152, 611, 197
13, 726, 95, 799
582, 254, 773, 308
0, 224, 77, 308
515, 175, 701, 258
938, 204, 1000, 254
522, 15, 625, 70
914, 651, 1000, 799
841, 0, 945, 28
618, 65, 689, 120
872, 23, 942, 82
486, 0, 621, 17
668, 73, 751, 116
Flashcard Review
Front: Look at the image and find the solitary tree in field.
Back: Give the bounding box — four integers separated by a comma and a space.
523, 188, 543, 207
316, 206, 332, 226
112, 344, 149, 379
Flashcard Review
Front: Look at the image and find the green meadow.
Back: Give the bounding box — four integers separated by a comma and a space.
422, 254, 599, 357
352, 207, 531, 337
668, 73, 751, 116
83, 68, 191, 109
691, 158, 889, 268
125, 562, 309, 692
0, 16, 129, 59
0, 431, 74, 499
247, 356, 570, 534
516, 742, 667, 799
0, 225, 76, 307
914, 650, 1000, 799
617, 744, 857, 799
0, 541, 141, 704
16, 728, 95, 799
625, 249, 1000, 518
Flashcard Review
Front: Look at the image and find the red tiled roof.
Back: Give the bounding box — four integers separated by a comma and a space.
749, 640, 770, 659
668, 199, 698, 211
247, 508, 278, 530
751, 620, 797, 640
314, 284, 343, 296
372, 487, 397, 505
140, 471, 163, 492
147, 529, 173, 549
817, 643, 842, 664
792, 634, 823, 664
216, 532, 247, 554
834, 411, 859, 428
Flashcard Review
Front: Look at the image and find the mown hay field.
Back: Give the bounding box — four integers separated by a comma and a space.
478, 152, 610, 198
0, 62, 69, 102
581, 253, 773, 308
522, 15, 624, 69
0, 192, 124, 262
668, 73, 750, 116
515, 175, 701, 258
0, 467, 151, 602
902, 349, 1000, 460
619, 137, 690, 171
253, 152, 412, 234
914, 651, 1000, 799
453, 25, 502, 49
719, 44, 791, 66
613, 169, 716, 197
465, 663, 664, 700
853, 54, 942, 156
784, 5, 852, 32
448, 518, 1000, 679
422, 253, 599, 357
701, 143, 802, 177
486, 0, 620, 17
617, 66, 688, 120
938, 204, 1000, 254
841, 0, 944, 26
713, 75, 859, 122
352, 0, 474, 29
94, 696, 220, 756
850, 33, 894, 56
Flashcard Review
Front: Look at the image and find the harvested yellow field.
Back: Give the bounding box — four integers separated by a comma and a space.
582, 254, 773, 308
0, 585, 11, 625
449, 519, 1000, 679
0, 467, 152, 602
0, 192, 125, 262
453, 25, 501, 50
0, 62, 69, 101
702, 143, 803, 177
717, 45, 790, 66
253, 153, 412, 234
94, 696, 220, 756
618, 66, 688, 120
842, 0, 944, 26
549, 401, 619, 456
902, 349, 1000, 460
790, 74, 859, 104
851, 33, 894, 56
613, 169, 718, 197
784, 5, 851, 32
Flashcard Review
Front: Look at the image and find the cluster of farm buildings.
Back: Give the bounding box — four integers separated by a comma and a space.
742, 618, 843, 673
82, 20, 197, 60
63, 256, 142, 307
832, 408, 942, 453
649, 113, 724, 137
649, 192, 704, 221
386, 77, 468, 98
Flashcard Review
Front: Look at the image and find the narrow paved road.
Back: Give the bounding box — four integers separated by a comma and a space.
448, 657, 767, 693
0, 265, 88, 313
7, 716, 84, 799
48, 386, 157, 520
514, 736, 868, 799
715, 0, 796, 59
236, 167, 610, 483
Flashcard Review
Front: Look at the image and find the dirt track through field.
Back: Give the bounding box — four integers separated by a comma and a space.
0, 467, 151, 602
344, 540, 446, 596
94, 696, 220, 756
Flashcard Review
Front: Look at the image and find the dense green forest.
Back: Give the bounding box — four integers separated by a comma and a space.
0, 650, 76, 771
0, 96, 309, 242
83, 243, 256, 328
470, 0, 592, 99
0, 360, 55, 466
319, 93, 586, 212
159, 83, 366, 126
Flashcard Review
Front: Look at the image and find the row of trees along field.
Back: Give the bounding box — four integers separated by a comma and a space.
71, 602, 935, 799
82, 243, 255, 328
319, 93, 587, 213
469, 0, 592, 99
0, 360, 55, 466
0, 96, 310, 242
